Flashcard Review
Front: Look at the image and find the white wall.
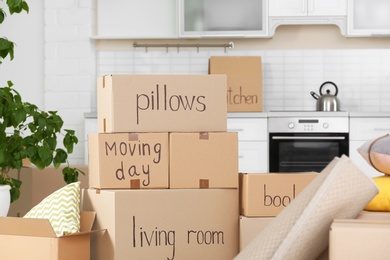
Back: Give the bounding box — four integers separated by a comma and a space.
0, 0, 44, 107
44, 0, 95, 165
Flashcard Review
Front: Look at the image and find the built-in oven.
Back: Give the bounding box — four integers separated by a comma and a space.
268, 111, 349, 173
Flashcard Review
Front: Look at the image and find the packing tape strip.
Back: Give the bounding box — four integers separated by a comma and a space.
131, 179, 141, 189
199, 132, 209, 140
128, 133, 139, 141
199, 179, 209, 189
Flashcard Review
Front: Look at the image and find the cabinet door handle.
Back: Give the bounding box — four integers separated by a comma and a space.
302, 0, 306, 14
228, 128, 244, 132
308, 0, 314, 14
374, 128, 390, 131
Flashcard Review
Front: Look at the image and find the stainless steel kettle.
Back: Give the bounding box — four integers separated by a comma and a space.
310, 81, 340, 111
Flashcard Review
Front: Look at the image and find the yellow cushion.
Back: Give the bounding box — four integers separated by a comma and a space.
365, 176, 390, 211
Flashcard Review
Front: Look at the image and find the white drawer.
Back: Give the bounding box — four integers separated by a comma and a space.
238, 141, 268, 173
227, 118, 268, 141
350, 118, 390, 140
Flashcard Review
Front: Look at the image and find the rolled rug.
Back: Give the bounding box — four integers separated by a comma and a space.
235, 155, 378, 260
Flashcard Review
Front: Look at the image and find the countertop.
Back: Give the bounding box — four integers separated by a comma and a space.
85, 111, 390, 119
349, 111, 390, 118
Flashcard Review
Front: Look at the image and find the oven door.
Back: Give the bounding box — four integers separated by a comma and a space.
269, 133, 349, 172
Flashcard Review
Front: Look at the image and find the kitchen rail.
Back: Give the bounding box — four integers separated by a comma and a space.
133, 41, 234, 53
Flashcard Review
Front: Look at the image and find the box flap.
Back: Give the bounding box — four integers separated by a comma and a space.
80, 211, 96, 232
0, 217, 56, 237
61, 228, 106, 238
0, 211, 97, 238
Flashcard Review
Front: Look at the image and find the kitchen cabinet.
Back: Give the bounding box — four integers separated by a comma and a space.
268, 0, 347, 36
227, 114, 268, 173
349, 114, 390, 178
94, 0, 177, 39
269, 0, 347, 17
347, 0, 390, 37
178, 0, 268, 38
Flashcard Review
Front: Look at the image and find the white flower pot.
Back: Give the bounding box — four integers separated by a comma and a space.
0, 185, 11, 217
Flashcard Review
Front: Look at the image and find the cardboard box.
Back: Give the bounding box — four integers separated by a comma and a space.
239, 216, 274, 251
8, 165, 89, 217
209, 56, 263, 112
329, 217, 390, 260
97, 74, 227, 133
88, 133, 169, 189
82, 188, 239, 260
239, 172, 318, 217
169, 132, 238, 189
0, 211, 99, 260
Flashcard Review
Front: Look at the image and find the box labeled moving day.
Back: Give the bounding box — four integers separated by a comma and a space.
0, 211, 100, 260
169, 132, 238, 189
98, 74, 227, 133
209, 56, 263, 112
88, 133, 169, 189
240, 172, 318, 217
82, 188, 239, 260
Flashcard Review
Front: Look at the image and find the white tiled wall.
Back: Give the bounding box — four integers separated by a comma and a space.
45, 1, 390, 165
97, 49, 390, 112
44, 0, 96, 165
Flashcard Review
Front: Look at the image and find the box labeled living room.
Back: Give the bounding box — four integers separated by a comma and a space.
82, 188, 239, 260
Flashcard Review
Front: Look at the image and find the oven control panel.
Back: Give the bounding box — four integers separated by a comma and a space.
269, 117, 349, 133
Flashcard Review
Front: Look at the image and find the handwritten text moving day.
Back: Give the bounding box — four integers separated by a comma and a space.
105, 139, 163, 186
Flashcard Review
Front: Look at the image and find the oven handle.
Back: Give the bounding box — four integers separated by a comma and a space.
272, 136, 346, 140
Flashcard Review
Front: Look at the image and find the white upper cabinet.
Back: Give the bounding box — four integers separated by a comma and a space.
178, 0, 268, 38
269, 0, 347, 17
94, 0, 177, 39
268, 0, 347, 36
92, 0, 389, 39
347, 0, 390, 36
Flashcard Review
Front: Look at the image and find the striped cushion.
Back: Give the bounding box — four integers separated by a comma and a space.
24, 182, 80, 236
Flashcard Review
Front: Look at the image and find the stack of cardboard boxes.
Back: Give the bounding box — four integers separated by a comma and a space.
82, 74, 240, 259
208, 56, 320, 254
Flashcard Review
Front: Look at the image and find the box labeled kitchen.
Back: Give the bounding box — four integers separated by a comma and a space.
169, 132, 238, 189
209, 56, 263, 112
240, 172, 318, 217
0, 211, 99, 260
82, 188, 239, 260
98, 74, 227, 133
88, 133, 169, 189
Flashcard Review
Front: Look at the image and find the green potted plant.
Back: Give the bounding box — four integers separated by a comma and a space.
0, 0, 83, 212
